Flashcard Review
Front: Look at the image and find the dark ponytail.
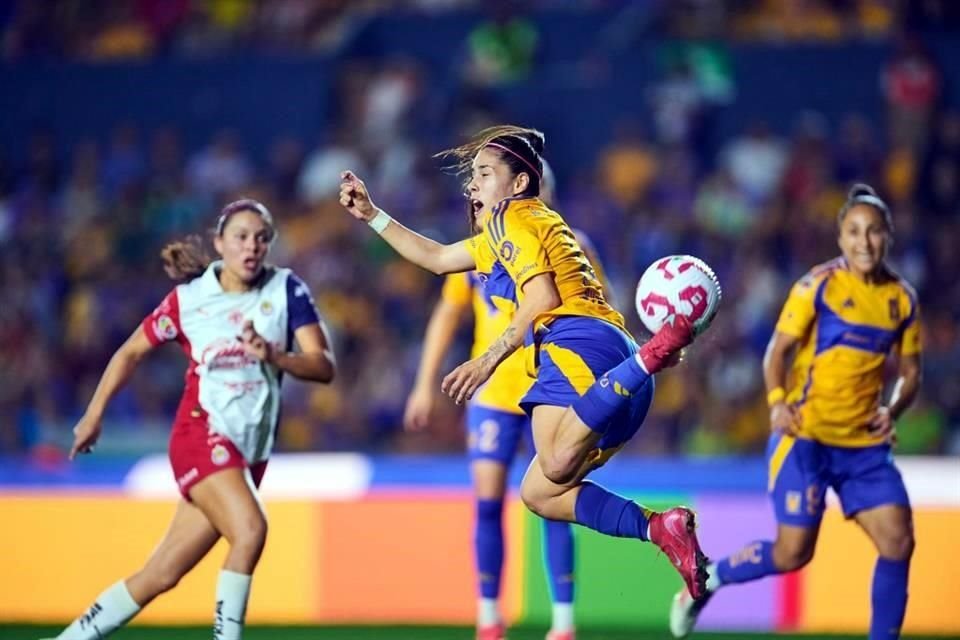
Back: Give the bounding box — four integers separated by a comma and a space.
160, 198, 275, 282
161, 235, 212, 282
838, 183, 894, 233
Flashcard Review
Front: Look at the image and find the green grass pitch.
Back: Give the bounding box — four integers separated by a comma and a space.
4, 626, 958, 640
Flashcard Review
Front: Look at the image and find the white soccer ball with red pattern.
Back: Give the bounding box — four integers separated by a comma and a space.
634, 255, 721, 335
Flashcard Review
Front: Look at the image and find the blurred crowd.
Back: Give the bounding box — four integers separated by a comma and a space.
1, 1, 959, 459
4, 0, 960, 62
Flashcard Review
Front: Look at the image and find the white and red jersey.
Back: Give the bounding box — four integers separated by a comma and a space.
142, 261, 321, 464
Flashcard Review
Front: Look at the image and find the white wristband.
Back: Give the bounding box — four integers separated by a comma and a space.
367, 209, 393, 234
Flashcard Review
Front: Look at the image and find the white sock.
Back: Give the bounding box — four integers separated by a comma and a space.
214, 570, 252, 640
56, 581, 140, 640
705, 561, 721, 592
551, 602, 574, 632
477, 597, 500, 626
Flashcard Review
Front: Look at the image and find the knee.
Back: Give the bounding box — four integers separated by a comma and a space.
775, 539, 816, 572
229, 514, 268, 555
879, 529, 915, 561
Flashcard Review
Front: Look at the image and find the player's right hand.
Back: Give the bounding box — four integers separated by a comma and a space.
770, 401, 800, 436
403, 385, 435, 432
69, 414, 103, 460
339, 170, 377, 222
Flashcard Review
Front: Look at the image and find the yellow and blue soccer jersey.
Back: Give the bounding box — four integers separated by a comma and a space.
464, 197, 626, 333
776, 257, 922, 447
441, 271, 531, 415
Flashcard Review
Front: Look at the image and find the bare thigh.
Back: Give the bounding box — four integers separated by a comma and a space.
126, 499, 220, 605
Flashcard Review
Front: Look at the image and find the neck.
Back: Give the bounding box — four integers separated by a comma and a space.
846, 260, 886, 285
217, 267, 254, 293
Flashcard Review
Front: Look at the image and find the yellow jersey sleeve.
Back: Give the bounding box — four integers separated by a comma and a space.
899, 295, 922, 357
486, 202, 553, 290
776, 272, 823, 338
441, 272, 472, 307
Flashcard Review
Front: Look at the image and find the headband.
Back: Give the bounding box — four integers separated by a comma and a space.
484, 142, 542, 180
852, 194, 889, 212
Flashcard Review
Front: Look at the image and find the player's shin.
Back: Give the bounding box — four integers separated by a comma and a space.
870, 557, 909, 640
573, 481, 651, 540
715, 541, 779, 586
475, 498, 505, 626
54, 581, 141, 640
214, 569, 252, 640
544, 519, 575, 633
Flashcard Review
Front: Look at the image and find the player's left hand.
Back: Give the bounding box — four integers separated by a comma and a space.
868, 406, 897, 445
441, 356, 496, 405
239, 320, 273, 363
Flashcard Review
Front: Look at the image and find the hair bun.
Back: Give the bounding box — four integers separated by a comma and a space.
848, 183, 877, 200
521, 130, 545, 155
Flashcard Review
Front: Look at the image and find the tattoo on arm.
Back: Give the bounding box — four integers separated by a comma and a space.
482, 326, 519, 368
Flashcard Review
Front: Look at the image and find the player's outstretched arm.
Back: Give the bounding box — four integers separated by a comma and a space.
405, 297, 467, 431
70, 327, 156, 459
763, 330, 801, 436
339, 170, 475, 275
442, 273, 561, 404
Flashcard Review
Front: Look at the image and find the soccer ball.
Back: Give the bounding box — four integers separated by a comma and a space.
634, 255, 721, 335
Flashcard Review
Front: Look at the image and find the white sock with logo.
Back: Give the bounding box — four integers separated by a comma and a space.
56, 581, 140, 640
214, 570, 253, 640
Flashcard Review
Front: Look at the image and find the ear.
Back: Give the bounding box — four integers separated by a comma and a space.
213, 235, 225, 256
513, 172, 530, 195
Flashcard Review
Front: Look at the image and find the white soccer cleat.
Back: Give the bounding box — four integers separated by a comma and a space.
669, 587, 711, 638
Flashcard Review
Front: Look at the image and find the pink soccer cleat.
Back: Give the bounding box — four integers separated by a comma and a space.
545, 630, 575, 640
476, 622, 506, 640
648, 507, 709, 600
638, 315, 695, 374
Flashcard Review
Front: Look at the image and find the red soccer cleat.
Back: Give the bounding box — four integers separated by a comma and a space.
545, 630, 575, 640
477, 622, 506, 640
648, 507, 709, 600
638, 315, 695, 374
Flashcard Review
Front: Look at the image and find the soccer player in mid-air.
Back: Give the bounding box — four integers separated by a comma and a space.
340, 125, 710, 606
404, 162, 608, 640
669, 184, 920, 640
45, 200, 336, 640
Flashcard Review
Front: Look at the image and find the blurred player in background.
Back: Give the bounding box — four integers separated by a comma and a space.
404, 162, 609, 640
340, 125, 710, 605
47, 200, 336, 640
670, 185, 921, 640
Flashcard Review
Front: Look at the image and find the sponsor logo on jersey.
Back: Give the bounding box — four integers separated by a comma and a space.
260, 300, 274, 316
154, 314, 178, 340
500, 241, 516, 262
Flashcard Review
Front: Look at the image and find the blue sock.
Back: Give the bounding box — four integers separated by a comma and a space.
716, 541, 780, 584
543, 519, 575, 603
573, 481, 650, 540
571, 354, 650, 434
870, 557, 909, 640
475, 499, 504, 599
